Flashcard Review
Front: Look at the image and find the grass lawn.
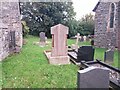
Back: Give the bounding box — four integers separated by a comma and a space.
1, 35, 119, 88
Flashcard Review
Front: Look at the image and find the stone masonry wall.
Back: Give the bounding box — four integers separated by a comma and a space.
0, 0, 22, 61
94, 1, 119, 49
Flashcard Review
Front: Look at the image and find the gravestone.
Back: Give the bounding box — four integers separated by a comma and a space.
83, 36, 87, 41
50, 24, 70, 65
71, 33, 80, 50
86, 36, 90, 41
39, 32, 46, 46
91, 39, 94, 46
77, 46, 94, 62
77, 66, 109, 89
80, 36, 84, 42
104, 49, 114, 64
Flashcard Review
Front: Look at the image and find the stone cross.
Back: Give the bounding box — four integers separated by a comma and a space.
77, 66, 109, 89
75, 33, 80, 45
83, 36, 87, 41
71, 33, 80, 50
77, 46, 94, 62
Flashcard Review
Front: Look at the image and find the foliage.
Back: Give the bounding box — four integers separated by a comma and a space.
20, 1, 76, 37
66, 13, 95, 37
78, 13, 95, 36
21, 21, 30, 37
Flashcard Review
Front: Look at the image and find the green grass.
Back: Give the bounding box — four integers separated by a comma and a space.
1, 35, 119, 88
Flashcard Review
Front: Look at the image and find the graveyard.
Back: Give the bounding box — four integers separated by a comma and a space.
0, 0, 120, 89
1, 35, 119, 88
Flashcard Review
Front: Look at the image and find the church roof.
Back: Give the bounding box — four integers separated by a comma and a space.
93, 1, 100, 12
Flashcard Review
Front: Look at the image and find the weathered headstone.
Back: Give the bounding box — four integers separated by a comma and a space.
86, 36, 90, 41
9, 31, 16, 52
83, 36, 87, 41
77, 46, 94, 62
104, 49, 114, 64
77, 66, 109, 89
91, 39, 94, 46
71, 33, 80, 50
50, 24, 70, 65
39, 32, 46, 46
80, 36, 84, 42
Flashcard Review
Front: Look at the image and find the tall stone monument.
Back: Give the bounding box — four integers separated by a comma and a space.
49, 24, 70, 65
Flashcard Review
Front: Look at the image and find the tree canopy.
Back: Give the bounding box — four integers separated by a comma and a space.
20, 1, 76, 37
20, 1, 94, 38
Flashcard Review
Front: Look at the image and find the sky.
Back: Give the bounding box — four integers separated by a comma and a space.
72, 0, 99, 20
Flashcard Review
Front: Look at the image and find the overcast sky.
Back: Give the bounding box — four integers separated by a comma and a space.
72, 0, 99, 20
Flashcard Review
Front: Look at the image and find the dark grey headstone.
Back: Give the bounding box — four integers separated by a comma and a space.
77, 46, 94, 62
77, 66, 109, 89
39, 32, 45, 42
104, 49, 114, 63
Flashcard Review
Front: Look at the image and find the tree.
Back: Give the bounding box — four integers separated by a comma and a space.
78, 13, 95, 36
20, 1, 76, 38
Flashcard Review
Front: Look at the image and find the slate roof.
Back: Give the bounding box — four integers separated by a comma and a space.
93, 1, 100, 12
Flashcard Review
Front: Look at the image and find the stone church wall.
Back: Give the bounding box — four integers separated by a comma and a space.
94, 1, 119, 49
0, 0, 22, 61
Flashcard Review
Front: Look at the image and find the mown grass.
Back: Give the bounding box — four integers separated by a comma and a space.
1, 35, 119, 88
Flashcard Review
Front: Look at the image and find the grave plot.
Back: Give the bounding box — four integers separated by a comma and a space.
68, 46, 95, 65
79, 60, 120, 89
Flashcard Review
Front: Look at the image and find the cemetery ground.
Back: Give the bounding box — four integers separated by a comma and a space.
1, 35, 119, 88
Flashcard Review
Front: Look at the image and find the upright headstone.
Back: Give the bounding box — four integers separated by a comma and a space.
83, 36, 87, 41
39, 32, 46, 46
86, 36, 90, 41
76, 33, 80, 45
80, 36, 84, 42
77, 46, 94, 62
50, 24, 70, 65
104, 49, 114, 64
77, 66, 109, 89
